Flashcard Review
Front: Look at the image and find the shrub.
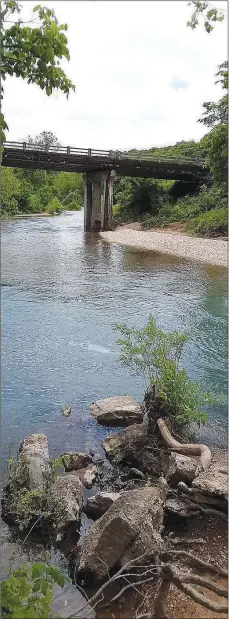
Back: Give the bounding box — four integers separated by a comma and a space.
46, 197, 63, 215
114, 316, 220, 429
188, 207, 228, 237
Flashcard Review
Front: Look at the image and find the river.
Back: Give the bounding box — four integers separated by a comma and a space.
1, 210, 228, 479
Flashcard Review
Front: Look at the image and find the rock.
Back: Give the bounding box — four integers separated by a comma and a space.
61, 405, 71, 417
129, 467, 145, 479
89, 396, 143, 426
52, 583, 95, 618
51, 474, 83, 535
77, 480, 167, 582
165, 497, 199, 518
165, 453, 197, 486
83, 492, 121, 519
18, 433, 51, 492
73, 464, 99, 489
102, 422, 148, 463
192, 450, 228, 502
62, 452, 92, 472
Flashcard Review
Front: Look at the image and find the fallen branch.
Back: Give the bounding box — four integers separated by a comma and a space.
157, 417, 211, 472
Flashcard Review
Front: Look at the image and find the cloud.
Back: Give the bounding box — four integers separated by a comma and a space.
3, 0, 228, 149
169, 77, 189, 90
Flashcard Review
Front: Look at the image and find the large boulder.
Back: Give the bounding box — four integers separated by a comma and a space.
83, 492, 121, 519
77, 480, 167, 582
191, 449, 228, 507
89, 396, 143, 426
51, 474, 83, 535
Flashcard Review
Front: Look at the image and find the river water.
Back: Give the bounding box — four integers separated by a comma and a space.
1, 210, 228, 478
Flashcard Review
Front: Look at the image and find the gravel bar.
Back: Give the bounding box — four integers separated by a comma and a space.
100, 229, 228, 267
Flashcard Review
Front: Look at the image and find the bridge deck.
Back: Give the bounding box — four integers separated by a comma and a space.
2, 142, 207, 181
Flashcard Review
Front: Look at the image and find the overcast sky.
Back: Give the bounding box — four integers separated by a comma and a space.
4, 0, 228, 149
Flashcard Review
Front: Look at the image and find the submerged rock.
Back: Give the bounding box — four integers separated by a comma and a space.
83, 492, 121, 519
77, 480, 167, 582
89, 396, 143, 426
62, 452, 92, 472
61, 405, 71, 417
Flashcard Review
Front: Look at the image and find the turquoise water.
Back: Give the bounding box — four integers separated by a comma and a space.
1, 211, 227, 477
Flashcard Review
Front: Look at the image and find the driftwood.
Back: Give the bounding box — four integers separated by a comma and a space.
157, 418, 211, 472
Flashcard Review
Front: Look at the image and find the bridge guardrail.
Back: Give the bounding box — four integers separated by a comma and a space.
3, 141, 205, 166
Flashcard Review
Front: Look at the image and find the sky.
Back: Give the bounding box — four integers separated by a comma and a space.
4, 0, 228, 150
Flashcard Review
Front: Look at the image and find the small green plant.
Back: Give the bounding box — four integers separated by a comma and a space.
1, 562, 69, 618
114, 316, 220, 429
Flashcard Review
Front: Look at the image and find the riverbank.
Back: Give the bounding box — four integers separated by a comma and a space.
100, 227, 228, 267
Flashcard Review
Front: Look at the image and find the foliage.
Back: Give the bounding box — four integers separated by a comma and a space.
187, 1, 225, 33
198, 62, 228, 128
188, 207, 228, 237
114, 177, 169, 222
201, 124, 228, 188
5, 453, 64, 530
0, 1, 75, 148
142, 185, 228, 229
1, 132, 84, 216
1, 562, 69, 619
115, 316, 219, 428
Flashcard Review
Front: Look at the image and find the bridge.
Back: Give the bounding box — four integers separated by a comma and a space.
2, 141, 208, 231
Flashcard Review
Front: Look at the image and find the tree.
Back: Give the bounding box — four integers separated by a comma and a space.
187, 1, 225, 33
26, 131, 61, 151
198, 62, 228, 128
201, 124, 228, 188
0, 1, 75, 146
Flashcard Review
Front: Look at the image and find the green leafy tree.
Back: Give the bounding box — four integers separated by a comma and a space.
0, 1, 75, 146
115, 316, 219, 428
198, 62, 228, 128
187, 1, 225, 33
201, 124, 228, 188
1, 167, 21, 215
1, 562, 69, 619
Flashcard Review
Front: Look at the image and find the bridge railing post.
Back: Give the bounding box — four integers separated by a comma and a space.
88, 148, 92, 157
67, 146, 70, 155
23, 142, 26, 151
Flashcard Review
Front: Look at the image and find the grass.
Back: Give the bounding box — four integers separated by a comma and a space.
187, 207, 228, 237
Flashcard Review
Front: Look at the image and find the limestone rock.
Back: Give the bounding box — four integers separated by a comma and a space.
102, 422, 148, 463
192, 449, 228, 501
62, 452, 92, 472
18, 433, 51, 492
51, 474, 83, 534
89, 396, 143, 426
166, 453, 197, 486
165, 497, 198, 518
83, 492, 121, 519
77, 480, 167, 582
73, 464, 99, 489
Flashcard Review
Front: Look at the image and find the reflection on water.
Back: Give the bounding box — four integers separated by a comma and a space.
1, 211, 228, 478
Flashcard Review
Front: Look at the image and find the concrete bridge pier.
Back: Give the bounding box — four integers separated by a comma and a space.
84, 171, 115, 231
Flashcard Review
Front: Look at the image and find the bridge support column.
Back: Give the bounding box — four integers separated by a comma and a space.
84, 171, 115, 231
